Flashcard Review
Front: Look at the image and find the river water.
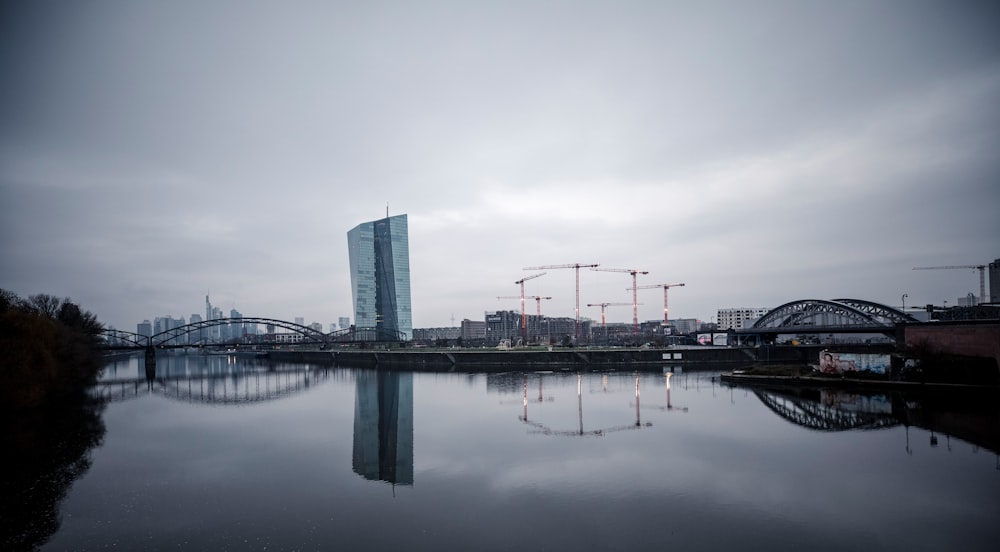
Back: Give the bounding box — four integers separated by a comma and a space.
31, 353, 1000, 550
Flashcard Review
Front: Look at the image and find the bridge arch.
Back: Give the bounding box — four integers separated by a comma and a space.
151, 317, 327, 346
831, 299, 918, 325
100, 328, 149, 348
750, 298, 916, 331
100, 318, 409, 349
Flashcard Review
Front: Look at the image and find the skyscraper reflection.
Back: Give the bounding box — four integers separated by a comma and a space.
352, 371, 413, 485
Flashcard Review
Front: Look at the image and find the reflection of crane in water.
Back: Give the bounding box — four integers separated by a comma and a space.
519, 373, 653, 437
630, 373, 689, 413
498, 373, 556, 407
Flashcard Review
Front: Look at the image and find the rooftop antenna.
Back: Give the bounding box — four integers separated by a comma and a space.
386, 202, 389, 218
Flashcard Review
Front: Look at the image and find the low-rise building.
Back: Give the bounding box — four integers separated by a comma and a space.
412, 326, 461, 344
716, 307, 770, 331
670, 318, 701, 335
485, 310, 521, 344
460, 319, 486, 342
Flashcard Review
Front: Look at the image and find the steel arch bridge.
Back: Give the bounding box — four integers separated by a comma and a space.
747, 298, 919, 335
100, 317, 406, 349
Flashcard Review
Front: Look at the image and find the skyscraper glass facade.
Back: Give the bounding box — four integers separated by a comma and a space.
347, 214, 412, 340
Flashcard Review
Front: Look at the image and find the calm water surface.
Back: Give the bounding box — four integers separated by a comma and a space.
36, 353, 1000, 550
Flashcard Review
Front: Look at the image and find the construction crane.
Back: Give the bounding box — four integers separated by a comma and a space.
591, 267, 648, 333
513, 273, 546, 342
498, 295, 552, 318
523, 263, 599, 341
586, 302, 635, 327
637, 283, 686, 326
913, 264, 987, 303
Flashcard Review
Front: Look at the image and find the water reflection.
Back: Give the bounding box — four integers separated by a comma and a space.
753, 388, 899, 431
660, 372, 689, 412
352, 371, 414, 486
99, 355, 420, 486
33, 358, 1000, 551
495, 372, 667, 437
94, 353, 333, 405
739, 384, 1000, 459
1, 395, 106, 551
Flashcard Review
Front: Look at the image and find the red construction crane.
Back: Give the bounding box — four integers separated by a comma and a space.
591, 267, 648, 333
514, 273, 546, 341
523, 263, 599, 341
586, 302, 634, 327
913, 264, 987, 303
637, 283, 686, 326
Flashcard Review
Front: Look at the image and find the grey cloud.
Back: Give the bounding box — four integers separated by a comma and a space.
2, 1, 998, 329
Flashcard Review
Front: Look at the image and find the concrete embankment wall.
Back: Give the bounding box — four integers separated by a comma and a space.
265, 345, 837, 371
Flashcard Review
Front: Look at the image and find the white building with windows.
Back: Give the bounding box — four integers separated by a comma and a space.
716, 307, 770, 331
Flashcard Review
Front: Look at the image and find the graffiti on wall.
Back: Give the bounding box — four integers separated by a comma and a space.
818, 350, 890, 375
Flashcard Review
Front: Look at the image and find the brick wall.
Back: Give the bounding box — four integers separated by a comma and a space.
905, 323, 1000, 366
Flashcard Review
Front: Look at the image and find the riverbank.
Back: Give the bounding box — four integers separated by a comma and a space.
1, 290, 104, 410
264, 344, 886, 371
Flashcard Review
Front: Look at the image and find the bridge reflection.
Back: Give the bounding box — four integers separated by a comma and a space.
754, 388, 899, 432
93, 363, 335, 405
743, 384, 1000, 456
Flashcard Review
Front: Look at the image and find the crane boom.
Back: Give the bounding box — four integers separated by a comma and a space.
913, 264, 986, 303
523, 263, 599, 341
524, 263, 600, 270
502, 295, 552, 318
586, 302, 635, 327
515, 272, 546, 284
592, 267, 649, 333
637, 283, 686, 325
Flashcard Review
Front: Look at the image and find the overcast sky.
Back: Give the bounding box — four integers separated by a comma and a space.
2, 1, 998, 331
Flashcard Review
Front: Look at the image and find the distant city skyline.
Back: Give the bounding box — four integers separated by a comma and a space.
125, 292, 347, 337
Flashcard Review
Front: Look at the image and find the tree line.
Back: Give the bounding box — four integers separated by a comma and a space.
0, 289, 104, 410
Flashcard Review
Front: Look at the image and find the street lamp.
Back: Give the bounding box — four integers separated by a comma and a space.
901, 293, 908, 311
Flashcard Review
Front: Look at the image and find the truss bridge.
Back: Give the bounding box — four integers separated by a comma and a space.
735, 298, 920, 343
100, 317, 407, 350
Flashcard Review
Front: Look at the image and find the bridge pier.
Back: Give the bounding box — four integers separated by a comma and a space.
144, 346, 157, 381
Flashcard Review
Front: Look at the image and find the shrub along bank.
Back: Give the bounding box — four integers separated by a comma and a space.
0, 289, 104, 410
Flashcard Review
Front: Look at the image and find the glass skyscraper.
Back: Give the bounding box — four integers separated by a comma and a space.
347, 214, 412, 340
